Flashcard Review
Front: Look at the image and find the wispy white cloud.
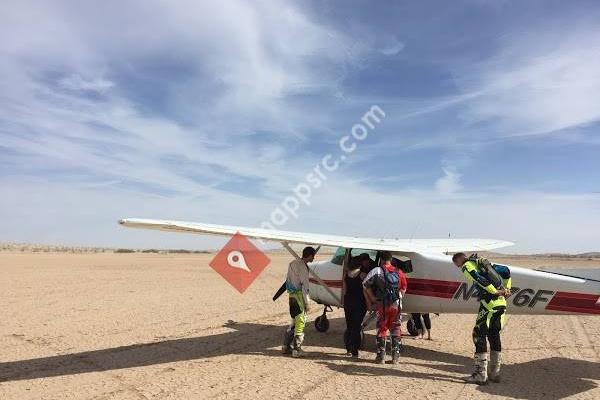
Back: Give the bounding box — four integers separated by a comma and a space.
435, 167, 463, 195
456, 23, 600, 138
379, 37, 405, 56
59, 75, 114, 93
0, 0, 363, 199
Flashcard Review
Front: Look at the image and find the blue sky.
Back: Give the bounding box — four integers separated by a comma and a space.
1, 0, 599, 253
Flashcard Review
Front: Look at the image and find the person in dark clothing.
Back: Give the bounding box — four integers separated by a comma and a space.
343, 253, 375, 358
411, 313, 432, 340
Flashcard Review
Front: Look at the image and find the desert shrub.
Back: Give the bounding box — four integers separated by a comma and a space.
115, 248, 136, 253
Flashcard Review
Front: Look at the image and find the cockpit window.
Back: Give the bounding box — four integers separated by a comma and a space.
331, 247, 346, 265
331, 247, 377, 266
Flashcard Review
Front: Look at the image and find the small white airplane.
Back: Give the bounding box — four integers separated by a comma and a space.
119, 218, 600, 337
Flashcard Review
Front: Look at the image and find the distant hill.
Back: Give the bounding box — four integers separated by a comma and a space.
530, 252, 600, 259
480, 251, 600, 259
0, 243, 215, 254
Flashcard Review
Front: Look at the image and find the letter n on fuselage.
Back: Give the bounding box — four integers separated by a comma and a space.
453, 282, 479, 301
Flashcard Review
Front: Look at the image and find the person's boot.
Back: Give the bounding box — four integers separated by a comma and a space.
391, 336, 401, 364
465, 353, 488, 385
292, 334, 305, 358
489, 351, 502, 383
375, 337, 386, 364
281, 328, 294, 354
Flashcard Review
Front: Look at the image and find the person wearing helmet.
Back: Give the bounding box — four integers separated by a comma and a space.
453, 252, 512, 385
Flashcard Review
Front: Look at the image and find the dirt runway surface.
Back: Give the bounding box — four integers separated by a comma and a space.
1, 252, 599, 399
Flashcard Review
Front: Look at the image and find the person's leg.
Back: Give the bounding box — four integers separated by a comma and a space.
282, 319, 294, 354
465, 304, 489, 384
375, 305, 388, 364
350, 305, 366, 356
283, 293, 300, 354
423, 313, 432, 340
488, 308, 505, 382
390, 305, 402, 364
289, 292, 306, 357
411, 313, 424, 339
344, 302, 353, 354
346, 302, 357, 355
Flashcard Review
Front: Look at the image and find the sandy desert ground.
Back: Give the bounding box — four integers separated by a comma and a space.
1, 251, 599, 400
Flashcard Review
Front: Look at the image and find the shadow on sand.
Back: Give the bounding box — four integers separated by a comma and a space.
319, 342, 600, 400
1, 317, 598, 399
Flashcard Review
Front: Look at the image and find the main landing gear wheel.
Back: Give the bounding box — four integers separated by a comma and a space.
407, 317, 419, 337
315, 306, 332, 332
315, 315, 329, 332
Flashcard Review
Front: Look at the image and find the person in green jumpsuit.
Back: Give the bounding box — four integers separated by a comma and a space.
453, 252, 512, 385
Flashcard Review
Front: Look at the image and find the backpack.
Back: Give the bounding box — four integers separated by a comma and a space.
468, 253, 506, 291
376, 266, 400, 304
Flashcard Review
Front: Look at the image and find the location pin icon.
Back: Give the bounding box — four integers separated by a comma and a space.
227, 250, 251, 272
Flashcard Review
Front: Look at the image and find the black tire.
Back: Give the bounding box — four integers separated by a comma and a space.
407, 318, 419, 337
315, 316, 330, 332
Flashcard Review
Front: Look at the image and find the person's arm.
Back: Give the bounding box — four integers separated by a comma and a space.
462, 261, 503, 296
347, 268, 361, 278
363, 287, 371, 310
362, 267, 380, 310
300, 261, 311, 311
503, 277, 512, 296
363, 287, 376, 310
358, 263, 371, 280
399, 271, 408, 296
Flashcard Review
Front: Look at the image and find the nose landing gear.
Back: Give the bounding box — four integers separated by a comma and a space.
314, 305, 333, 332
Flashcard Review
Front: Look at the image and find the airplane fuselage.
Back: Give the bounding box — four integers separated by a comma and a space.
308, 251, 600, 316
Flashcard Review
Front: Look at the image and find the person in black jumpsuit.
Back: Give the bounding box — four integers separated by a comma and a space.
344, 253, 375, 357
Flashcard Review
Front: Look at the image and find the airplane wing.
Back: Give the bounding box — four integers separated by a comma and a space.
119, 218, 514, 254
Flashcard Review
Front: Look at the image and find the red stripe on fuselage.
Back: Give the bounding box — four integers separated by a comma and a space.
309, 277, 461, 298
406, 279, 462, 299
546, 291, 600, 315
309, 278, 343, 288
